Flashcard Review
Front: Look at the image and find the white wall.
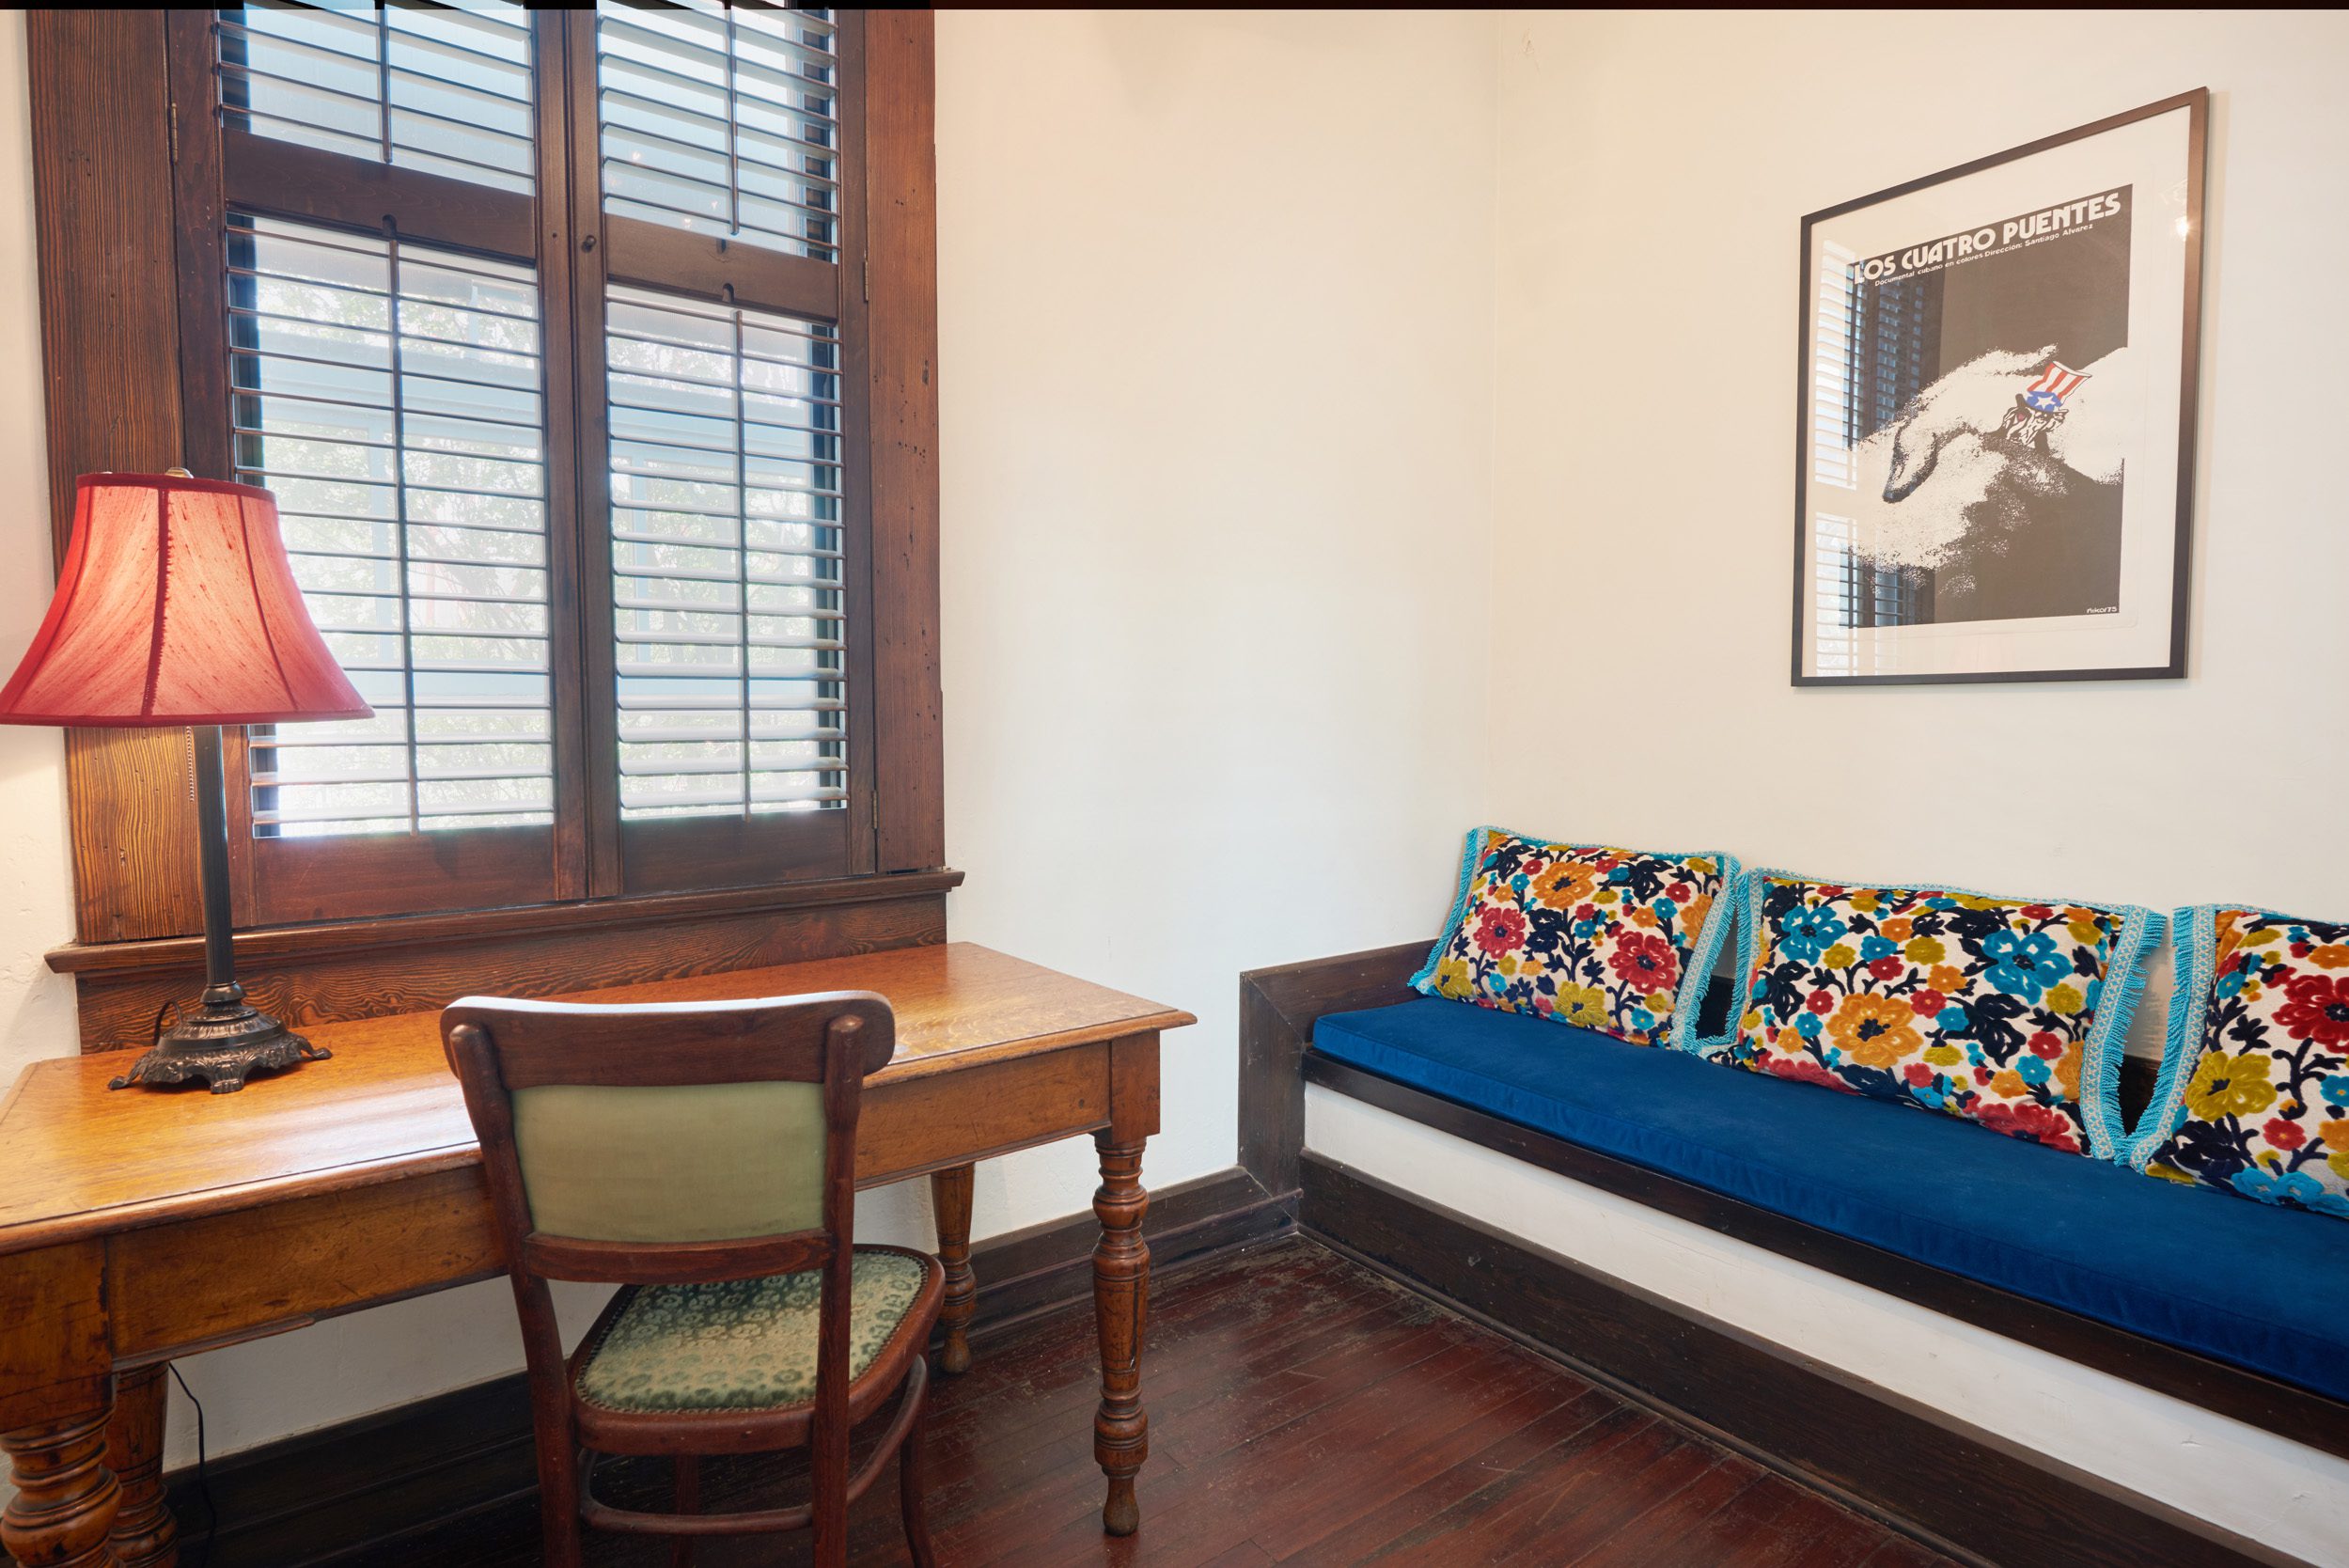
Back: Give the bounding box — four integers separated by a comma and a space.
0, 9, 1498, 1470
1488, 8, 2349, 998
925, 5, 1497, 1243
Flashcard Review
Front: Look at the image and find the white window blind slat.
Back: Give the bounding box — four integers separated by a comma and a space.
216, 4, 537, 196
214, 2, 533, 196
593, 2, 839, 263
603, 284, 847, 822
229, 214, 556, 841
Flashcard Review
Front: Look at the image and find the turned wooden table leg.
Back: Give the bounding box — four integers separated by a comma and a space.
104, 1370, 176, 1568
2, 1401, 123, 1568
929, 1164, 977, 1375
1090, 1132, 1150, 1537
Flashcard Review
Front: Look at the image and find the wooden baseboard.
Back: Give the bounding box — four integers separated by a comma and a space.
933, 1165, 1292, 1341
164, 1371, 541, 1568
164, 1165, 1293, 1567
1300, 1152, 2308, 1568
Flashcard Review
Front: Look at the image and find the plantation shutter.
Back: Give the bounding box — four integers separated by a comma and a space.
228, 217, 557, 840
215, 3, 536, 195
580, 3, 869, 893
185, 3, 576, 921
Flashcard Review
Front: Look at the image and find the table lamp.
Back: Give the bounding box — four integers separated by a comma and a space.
0, 471, 372, 1092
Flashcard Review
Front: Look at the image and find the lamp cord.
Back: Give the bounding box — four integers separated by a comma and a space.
166, 1363, 218, 1568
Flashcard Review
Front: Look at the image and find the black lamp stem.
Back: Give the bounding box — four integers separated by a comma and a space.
193, 723, 239, 999
105, 725, 331, 1091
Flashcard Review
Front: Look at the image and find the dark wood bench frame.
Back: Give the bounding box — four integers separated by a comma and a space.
1240, 941, 2343, 1568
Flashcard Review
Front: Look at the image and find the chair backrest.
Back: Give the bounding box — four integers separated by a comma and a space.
442, 991, 896, 1288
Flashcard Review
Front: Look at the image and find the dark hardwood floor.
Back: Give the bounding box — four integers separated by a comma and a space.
323, 1239, 1960, 1568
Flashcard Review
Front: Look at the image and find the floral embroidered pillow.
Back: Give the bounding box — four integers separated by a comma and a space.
1411, 828, 1738, 1048
1702, 871, 2160, 1157
2131, 907, 2349, 1219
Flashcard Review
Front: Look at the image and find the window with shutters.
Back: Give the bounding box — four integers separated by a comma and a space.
86, 4, 945, 932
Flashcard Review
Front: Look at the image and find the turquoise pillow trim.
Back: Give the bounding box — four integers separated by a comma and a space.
1407, 823, 1496, 996
1715, 865, 2165, 1162
2120, 905, 2257, 1172
1410, 825, 1742, 1050
1669, 852, 1745, 1052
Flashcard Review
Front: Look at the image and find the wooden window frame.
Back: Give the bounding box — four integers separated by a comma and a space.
25, 8, 943, 958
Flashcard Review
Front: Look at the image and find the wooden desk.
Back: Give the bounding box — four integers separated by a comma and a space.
0, 943, 1193, 1567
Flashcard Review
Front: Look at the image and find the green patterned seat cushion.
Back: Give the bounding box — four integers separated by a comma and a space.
575, 1249, 930, 1414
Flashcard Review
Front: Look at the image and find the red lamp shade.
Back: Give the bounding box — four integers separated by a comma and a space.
0, 473, 369, 727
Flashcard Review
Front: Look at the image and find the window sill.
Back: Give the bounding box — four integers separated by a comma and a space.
46, 869, 964, 980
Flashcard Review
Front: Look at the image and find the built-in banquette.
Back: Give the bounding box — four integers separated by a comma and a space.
1240, 829, 2349, 1568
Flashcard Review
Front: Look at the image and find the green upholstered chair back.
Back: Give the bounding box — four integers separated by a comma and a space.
442, 991, 896, 1274
509, 1079, 828, 1244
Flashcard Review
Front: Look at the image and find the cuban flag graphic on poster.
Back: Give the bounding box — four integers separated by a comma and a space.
2021, 360, 2090, 413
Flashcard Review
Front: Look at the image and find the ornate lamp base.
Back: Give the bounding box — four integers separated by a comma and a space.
108, 998, 331, 1094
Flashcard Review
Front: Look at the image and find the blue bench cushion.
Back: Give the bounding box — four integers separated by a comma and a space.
1315, 997, 2349, 1404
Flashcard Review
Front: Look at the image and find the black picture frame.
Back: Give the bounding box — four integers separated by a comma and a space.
1791, 88, 2208, 687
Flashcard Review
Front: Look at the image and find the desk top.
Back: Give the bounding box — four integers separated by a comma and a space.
0, 943, 1193, 1258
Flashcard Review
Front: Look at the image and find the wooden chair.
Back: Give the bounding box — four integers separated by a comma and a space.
443, 991, 943, 1568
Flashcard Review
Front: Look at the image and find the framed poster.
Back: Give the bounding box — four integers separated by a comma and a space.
1793, 89, 2207, 685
